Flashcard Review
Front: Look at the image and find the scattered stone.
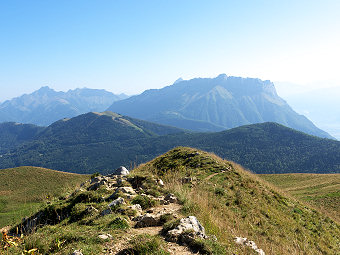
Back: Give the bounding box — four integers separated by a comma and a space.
131, 204, 142, 212
234, 237, 265, 255
164, 193, 178, 203
209, 235, 218, 242
161, 199, 170, 205
107, 187, 136, 200
115, 187, 136, 195
72, 250, 83, 255
108, 197, 125, 208
90, 176, 102, 184
87, 182, 101, 191
119, 204, 143, 217
166, 216, 207, 242
157, 179, 164, 186
98, 234, 112, 240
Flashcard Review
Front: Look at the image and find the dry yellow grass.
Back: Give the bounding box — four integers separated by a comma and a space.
0, 166, 89, 228
133, 147, 340, 255
260, 173, 340, 223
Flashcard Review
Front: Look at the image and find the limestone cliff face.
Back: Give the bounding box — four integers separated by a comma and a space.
108, 74, 332, 138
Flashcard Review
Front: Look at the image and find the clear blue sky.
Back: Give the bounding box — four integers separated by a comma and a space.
1, 0, 339, 101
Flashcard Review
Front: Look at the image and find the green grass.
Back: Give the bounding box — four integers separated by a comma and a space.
2, 171, 170, 254
127, 234, 170, 255
133, 147, 340, 255
0, 166, 89, 228
2, 147, 340, 254
259, 173, 340, 222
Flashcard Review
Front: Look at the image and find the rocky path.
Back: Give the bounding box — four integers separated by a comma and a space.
103, 203, 196, 255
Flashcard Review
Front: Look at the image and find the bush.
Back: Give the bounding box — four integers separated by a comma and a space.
90, 172, 100, 179
131, 195, 156, 210
70, 203, 86, 222
71, 191, 103, 204
109, 217, 129, 229
162, 219, 180, 234
159, 213, 175, 225
214, 187, 225, 196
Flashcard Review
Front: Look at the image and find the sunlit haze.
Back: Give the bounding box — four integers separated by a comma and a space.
1, 0, 340, 101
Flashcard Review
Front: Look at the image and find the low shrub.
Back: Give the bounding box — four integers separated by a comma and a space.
131, 195, 156, 210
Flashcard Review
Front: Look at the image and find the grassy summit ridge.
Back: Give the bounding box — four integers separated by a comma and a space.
0, 166, 89, 228
134, 147, 340, 254
1, 147, 339, 254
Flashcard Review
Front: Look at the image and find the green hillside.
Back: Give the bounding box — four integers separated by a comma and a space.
0, 166, 89, 228
133, 147, 340, 254
260, 173, 340, 223
0, 122, 44, 153
2, 147, 339, 254
1, 112, 340, 174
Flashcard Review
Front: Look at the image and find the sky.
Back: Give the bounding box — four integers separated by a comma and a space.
1, 0, 340, 102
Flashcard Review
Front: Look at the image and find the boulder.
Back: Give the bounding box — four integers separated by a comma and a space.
101, 197, 125, 215
112, 166, 129, 176
166, 216, 207, 242
134, 213, 159, 228
108, 197, 125, 208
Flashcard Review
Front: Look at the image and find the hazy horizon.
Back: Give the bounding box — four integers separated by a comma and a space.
1, 0, 340, 101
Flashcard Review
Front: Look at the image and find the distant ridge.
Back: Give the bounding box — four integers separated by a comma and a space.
0, 111, 339, 174
107, 74, 333, 139
0, 86, 128, 126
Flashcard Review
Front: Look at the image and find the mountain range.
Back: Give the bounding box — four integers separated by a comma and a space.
0, 111, 339, 174
0, 86, 128, 126
107, 74, 333, 139
0, 75, 333, 140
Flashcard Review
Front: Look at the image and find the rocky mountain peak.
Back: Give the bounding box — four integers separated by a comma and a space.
34, 86, 56, 95
173, 78, 184, 84
215, 73, 228, 80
